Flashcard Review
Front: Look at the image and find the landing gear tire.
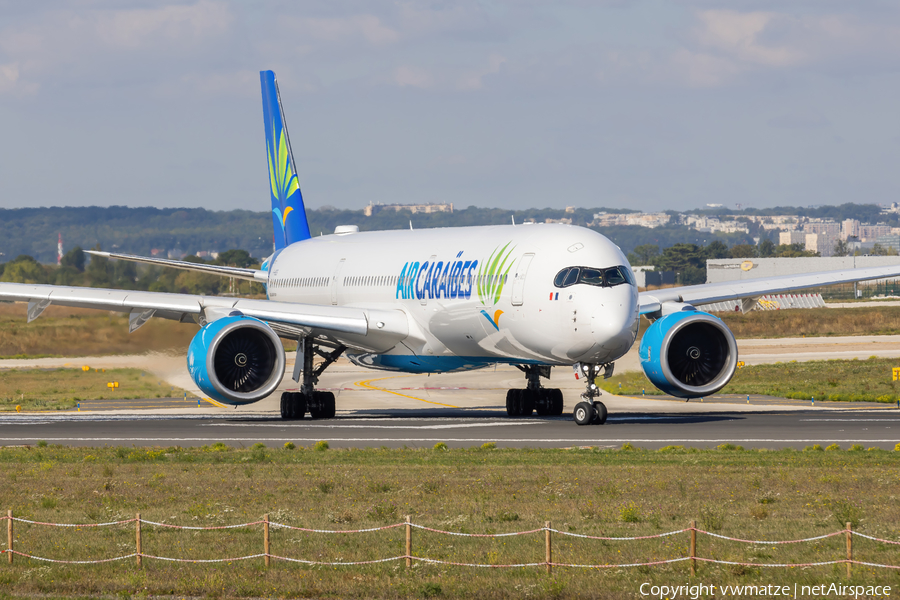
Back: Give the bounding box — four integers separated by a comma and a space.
535, 389, 563, 416
591, 401, 607, 425
280, 392, 307, 420
309, 391, 336, 420
573, 401, 594, 426
521, 390, 535, 415
549, 389, 564, 416
506, 389, 534, 416
506, 389, 519, 416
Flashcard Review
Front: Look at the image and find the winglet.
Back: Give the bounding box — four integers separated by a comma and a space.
261, 70, 311, 249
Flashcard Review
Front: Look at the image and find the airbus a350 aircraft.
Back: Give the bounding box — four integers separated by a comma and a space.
3, 70, 900, 425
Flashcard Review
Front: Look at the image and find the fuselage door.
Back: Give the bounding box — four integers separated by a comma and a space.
511, 253, 535, 306
331, 259, 345, 305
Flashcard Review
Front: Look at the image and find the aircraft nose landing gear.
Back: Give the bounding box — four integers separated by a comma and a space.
573, 363, 612, 426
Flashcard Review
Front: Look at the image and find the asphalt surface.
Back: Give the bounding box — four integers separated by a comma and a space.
2, 409, 899, 449
3, 344, 900, 450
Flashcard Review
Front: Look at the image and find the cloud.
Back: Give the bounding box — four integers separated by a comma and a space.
694, 10, 804, 67
93, 1, 233, 49
392, 54, 506, 91
283, 14, 399, 45
767, 113, 830, 129
393, 65, 432, 88
458, 54, 507, 90
0, 1, 234, 96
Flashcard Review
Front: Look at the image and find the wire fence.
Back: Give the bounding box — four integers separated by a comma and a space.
3, 510, 899, 575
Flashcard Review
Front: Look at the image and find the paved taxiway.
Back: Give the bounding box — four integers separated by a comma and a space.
2, 334, 900, 449
1, 410, 898, 450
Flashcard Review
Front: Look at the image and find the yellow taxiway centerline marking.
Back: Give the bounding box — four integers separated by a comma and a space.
356, 375, 459, 408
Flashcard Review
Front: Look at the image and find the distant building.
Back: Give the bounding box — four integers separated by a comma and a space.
684, 215, 749, 234
779, 231, 806, 245
805, 233, 836, 257
859, 224, 892, 241
364, 202, 453, 216
545, 218, 572, 225
841, 219, 860, 240
875, 234, 900, 252
804, 222, 840, 237
593, 212, 671, 229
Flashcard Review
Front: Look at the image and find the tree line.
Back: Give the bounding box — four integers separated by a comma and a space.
1, 204, 890, 264
0, 247, 264, 296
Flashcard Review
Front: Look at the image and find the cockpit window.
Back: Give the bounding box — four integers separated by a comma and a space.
553, 265, 635, 288
579, 268, 603, 286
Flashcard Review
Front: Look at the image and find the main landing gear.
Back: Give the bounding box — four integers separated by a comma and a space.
280, 337, 346, 420
505, 365, 564, 417
572, 363, 613, 426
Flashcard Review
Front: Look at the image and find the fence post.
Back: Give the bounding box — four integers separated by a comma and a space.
846, 522, 852, 579
690, 520, 696, 576
7, 510, 12, 565
405, 515, 412, 568
135, 513, 142, 569
545, 521, 552, 575
264, 514, 270, 568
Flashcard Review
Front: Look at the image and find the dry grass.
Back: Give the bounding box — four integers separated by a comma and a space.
0, 446, 898, 598
717, 306, 900, 339
0, 368, 186, 411
601, 357, 900, 403
0, 303, 198, 358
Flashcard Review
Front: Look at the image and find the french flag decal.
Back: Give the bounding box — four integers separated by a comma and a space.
549, 292, 559, 301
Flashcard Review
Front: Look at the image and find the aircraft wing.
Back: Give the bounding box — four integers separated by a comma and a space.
638, 264, 900, 315
0, 283, 408, 353
85, 251, 268, 282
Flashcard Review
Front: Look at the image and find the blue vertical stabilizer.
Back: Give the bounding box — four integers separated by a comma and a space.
261, 70, 311, 249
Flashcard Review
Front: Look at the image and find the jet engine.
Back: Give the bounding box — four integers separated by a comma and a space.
187, 314, 285, 405
639, 310, 738, 398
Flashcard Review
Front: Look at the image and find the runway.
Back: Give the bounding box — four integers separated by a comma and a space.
2, 337, 900, 449
0, 410, 898, 449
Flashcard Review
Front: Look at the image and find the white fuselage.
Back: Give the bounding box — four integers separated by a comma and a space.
265, 224, 640, 373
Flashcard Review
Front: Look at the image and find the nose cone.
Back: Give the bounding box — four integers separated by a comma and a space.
587, 285, 639, 363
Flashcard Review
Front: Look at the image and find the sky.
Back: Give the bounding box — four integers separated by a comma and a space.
1, 0, 899, 213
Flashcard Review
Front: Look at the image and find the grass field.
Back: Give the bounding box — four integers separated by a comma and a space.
3, 303, 900, 361
717, 306, 900, 339
0, 445, 898, 599
600, 357, 900, 402
0, 304, 198, 358
0, 368, 186, 411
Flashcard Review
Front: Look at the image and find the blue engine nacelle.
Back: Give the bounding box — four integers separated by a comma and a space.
639, 310, 738, 399
187, 315, 285, 405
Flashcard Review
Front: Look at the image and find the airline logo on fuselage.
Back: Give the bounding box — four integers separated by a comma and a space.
396, 252, 478, 301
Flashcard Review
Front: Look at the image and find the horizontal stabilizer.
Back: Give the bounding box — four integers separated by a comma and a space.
86, 251, 269, 282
